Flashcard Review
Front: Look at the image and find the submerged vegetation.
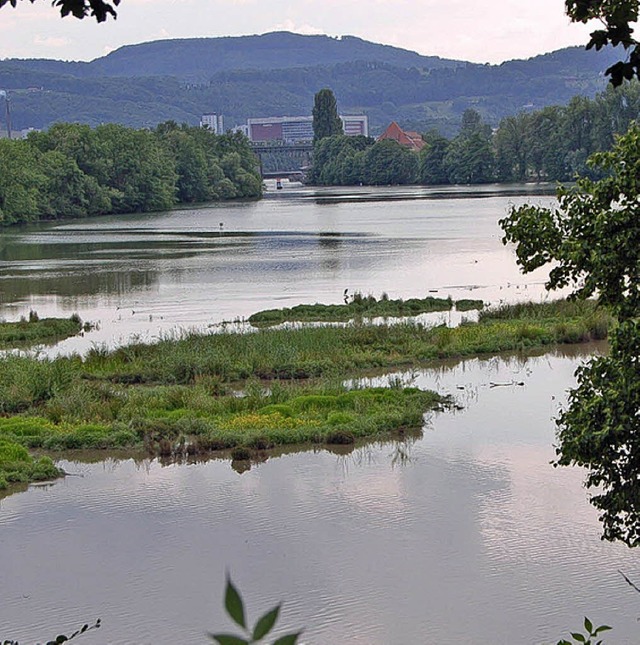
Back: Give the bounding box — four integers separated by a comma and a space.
0, 299, 611, 490
248, 293, 484, 326
0, 311, 84, 348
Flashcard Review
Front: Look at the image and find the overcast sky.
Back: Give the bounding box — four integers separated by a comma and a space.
0, 0, 597, 63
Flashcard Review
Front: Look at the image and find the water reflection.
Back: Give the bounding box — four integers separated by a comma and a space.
0, 185, 560, 354
1, 347, 639, 645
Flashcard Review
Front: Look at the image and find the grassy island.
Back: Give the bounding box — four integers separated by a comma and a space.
0, 299, 612, 490
248, 293, 484, 326
0, 312, 84, 348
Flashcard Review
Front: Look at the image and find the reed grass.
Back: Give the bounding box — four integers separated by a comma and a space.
0, 298, 612, 479
248, 293, 484, 326
0, 312, 83, 348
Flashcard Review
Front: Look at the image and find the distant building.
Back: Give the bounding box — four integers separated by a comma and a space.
200, 113, 224, 134
246, 113, 369, 143
341, 114, 368, 137
377, 122, 425, 152
248, 116, 313, 143
0, 127, 38, 140
232, 124, 250, 137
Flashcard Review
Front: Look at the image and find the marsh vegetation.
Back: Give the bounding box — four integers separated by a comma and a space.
0, 299, 611, 491
0, 311, 84, 348
247, 293, 483, 326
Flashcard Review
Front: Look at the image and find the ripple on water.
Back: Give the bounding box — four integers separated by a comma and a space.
2, 350, 640, 644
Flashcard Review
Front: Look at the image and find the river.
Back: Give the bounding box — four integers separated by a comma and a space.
1, 186, 637, 644
0, 184, 557, 354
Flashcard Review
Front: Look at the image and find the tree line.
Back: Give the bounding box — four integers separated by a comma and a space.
0, 121, 262, 226
310, 81, 640, 186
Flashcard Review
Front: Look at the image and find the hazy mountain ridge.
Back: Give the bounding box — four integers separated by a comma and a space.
0, 32, 623, 135
2, 32, 467, 80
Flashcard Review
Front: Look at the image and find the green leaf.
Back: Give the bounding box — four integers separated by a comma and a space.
207, 633, 249, 645
571, 633, 586, 643
584, 617, 593, 634
252, 604, 280, 640
272, 632, 302, 645
594, 626, 612, 634
224, 577, 246, 629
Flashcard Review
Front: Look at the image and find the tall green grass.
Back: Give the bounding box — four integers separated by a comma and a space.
0, 312, 83, 348
248, 293, 483, 326
79, 299, 611, 386
0, 382, 445, 457
0, 298, 612, 468
0, 439, 61, 489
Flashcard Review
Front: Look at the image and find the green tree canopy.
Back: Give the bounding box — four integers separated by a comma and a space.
312, 88, 343, 144
501, 123, 640, 546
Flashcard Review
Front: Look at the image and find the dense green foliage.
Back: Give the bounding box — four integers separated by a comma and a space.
0, 122, 261, 225
566, 0, 640, 86
313, 83, 640, 186
501, 124, 640, 546
0, 312, 82, 347
310, 135, 418, 185
0, 36, 621, 135
248, 293, 483, 326
0, 440, 60, 490
312, 89, 343, 143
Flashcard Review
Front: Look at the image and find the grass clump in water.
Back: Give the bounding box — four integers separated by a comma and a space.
248, 292, 483, 326
0, 439, 61, 489
73, 299, 611, 387
0, 312, 84, 348
0, 381, 445, 457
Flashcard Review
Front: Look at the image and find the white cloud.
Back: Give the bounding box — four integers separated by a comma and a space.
34, 35, 72, 48
270, 19, 325, 36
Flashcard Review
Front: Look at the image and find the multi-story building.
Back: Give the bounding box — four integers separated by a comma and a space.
247, 116, 313, 143
341, 115, 368, 137
246, 114, 369, 143
200, 113, 224, 134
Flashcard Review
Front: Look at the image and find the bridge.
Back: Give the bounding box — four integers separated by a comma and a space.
250, 142, 313, 178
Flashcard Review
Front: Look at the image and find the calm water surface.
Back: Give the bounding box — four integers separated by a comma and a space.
0, 184, 557, 354
1, 348, 639, 645
2, 186, 635, 644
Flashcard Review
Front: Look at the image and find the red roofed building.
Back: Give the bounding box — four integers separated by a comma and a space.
377, 121, 425, 152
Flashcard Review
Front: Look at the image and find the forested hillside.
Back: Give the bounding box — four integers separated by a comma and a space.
0, 32, 623, 135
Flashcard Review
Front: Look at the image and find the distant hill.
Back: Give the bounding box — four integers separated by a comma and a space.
2, 32, 465, 81
0, 32, 623, 136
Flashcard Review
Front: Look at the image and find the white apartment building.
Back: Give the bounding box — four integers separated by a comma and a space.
200, 114, 224, 134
